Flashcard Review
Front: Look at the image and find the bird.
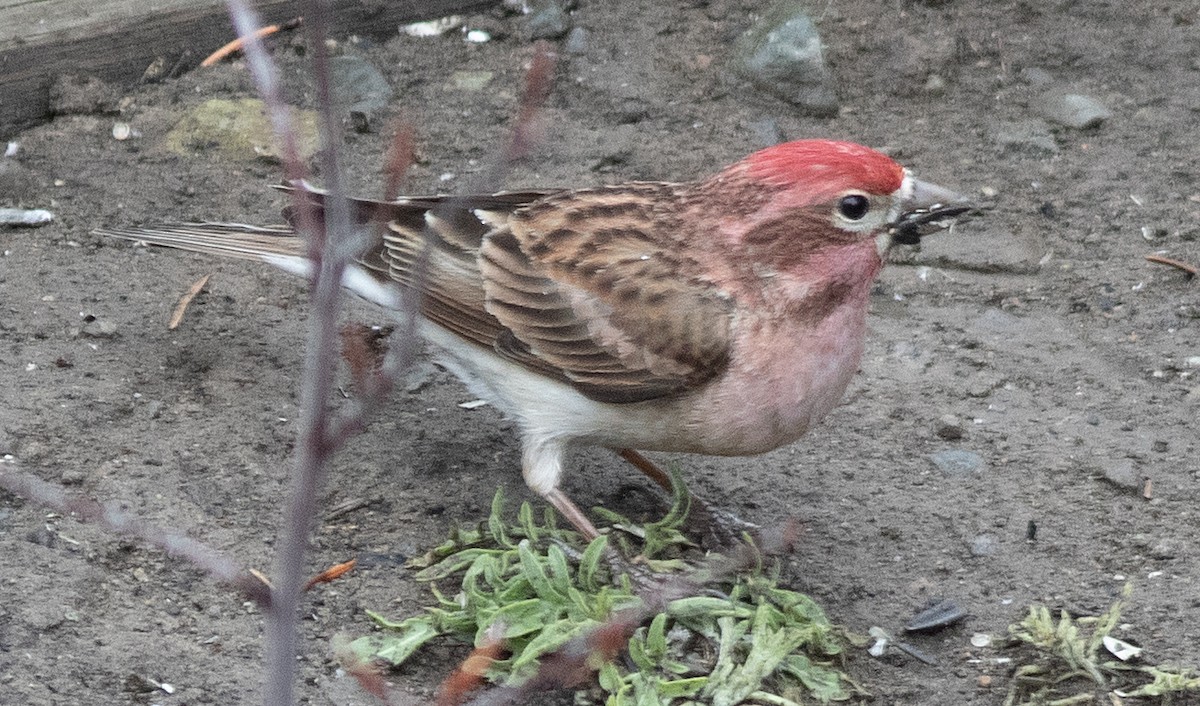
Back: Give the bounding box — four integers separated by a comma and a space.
96, 139, 972, 543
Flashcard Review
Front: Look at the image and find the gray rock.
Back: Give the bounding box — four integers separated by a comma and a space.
49, 74, 119, 115
733, 1, 838, 116
60, 469, 86, 485
935, 414, 965, 440
528, 0, 571, 39
329, 55, 393, 113
564, 26, 589, 54
1019, 67, 1055, 86
1149, 539, 1179, 560
930, 449, 985, 475
1099, 459, 1140, 490
1036, 92, 1111, 129
966, 376, 1003, 398
967, 308, 1024, 337
747, 118, 785, 146
81, 318, 119, 338
970, 534, 1000, 557
0, 158, 37, 202
403, 361, 439, 393
15, 438, 48, 462
991, 119, 1058, 153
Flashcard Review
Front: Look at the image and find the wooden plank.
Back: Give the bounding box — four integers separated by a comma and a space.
0, 0, 494, 131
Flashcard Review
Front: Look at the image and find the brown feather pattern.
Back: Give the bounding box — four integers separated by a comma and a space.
326, 185, 739, 404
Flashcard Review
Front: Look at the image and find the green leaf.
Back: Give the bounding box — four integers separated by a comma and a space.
628, 628, 655, 672
517, 501, 539, 542
509, 618, 602, 682
777, 653, 849, 703
1120, 665, 1200, 697
546, 543, 574, 595
487, 488, 513, 547
658, 676, 707, 698
354, 484, 856, 706
578, 534, 608, 592
517, 539, 566, 602
352, 617, 442, 665
485, 598, 562, 639
644, 612, 668, 660
415, 547, 505, 581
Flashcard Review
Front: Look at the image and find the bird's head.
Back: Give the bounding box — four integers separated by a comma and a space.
688, 139, 972, 318
730, 139, 973, 260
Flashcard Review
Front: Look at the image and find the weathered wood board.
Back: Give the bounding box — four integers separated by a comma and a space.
0, 0, 493, 131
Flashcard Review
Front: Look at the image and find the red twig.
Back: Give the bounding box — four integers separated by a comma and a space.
200, 17, 302, 67
304, 558, 357, 591
466, 41, 558, 195
438, 623, 509, 706
1145, 253, 1198, 278
382, 121, 417, 202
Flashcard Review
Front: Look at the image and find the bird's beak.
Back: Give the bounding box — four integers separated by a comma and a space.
887, 177, 975, 247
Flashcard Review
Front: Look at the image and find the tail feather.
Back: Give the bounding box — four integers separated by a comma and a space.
95, 222, 304, 261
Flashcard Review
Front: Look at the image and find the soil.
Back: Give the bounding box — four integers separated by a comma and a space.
2, 1, 1198, 704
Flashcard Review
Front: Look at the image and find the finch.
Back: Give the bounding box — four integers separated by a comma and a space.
97, 139, 971, 540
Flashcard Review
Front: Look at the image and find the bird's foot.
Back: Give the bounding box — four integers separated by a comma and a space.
683, 499, 802, 558
683, 498, 761, 551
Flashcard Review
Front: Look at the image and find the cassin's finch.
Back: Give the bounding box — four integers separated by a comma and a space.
97, 139, 972, 540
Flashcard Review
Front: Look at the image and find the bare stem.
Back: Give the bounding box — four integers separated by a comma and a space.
0, 466, 270, 606
221, 1, 356, 704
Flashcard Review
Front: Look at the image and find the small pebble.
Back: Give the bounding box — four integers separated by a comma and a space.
527, 0, 570, 39
1036, 92, 1112, 129
970, 534, 999, 557
930, 449, 984, 475
60, 469, 86, 485
1099, 459, 1139, 490
935, 414, 965, 440
1019, 67, 1054, 86
564, 26, 589, 54
81, 319, 119, 338
0, 207, 54, 226
1149, 539, 1178, 560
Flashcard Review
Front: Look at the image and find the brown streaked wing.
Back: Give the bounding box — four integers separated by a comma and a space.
283, 183, 734, 403
280, 186, 556, 352
483, 184, 734, 404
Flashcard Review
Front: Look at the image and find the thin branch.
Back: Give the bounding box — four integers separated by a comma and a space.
219, 2, 355, 705
1145, 253, 1198, 278
0, 466, 270, 606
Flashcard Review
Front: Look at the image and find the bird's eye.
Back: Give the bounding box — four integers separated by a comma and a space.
837, 194, 870, 221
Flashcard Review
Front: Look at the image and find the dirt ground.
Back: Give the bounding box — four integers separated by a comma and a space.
2, 1, 1199, 704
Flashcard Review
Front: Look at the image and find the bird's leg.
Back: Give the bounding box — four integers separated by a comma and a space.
524, 437, 609, 541
616, 448, 762, 550
616, 448, 674, 493
543, 486, 667, 589
543, 487, 601, 541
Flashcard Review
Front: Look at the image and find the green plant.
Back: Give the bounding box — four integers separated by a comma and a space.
351, 486, 858, 704
1005, 584, 1200, 705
